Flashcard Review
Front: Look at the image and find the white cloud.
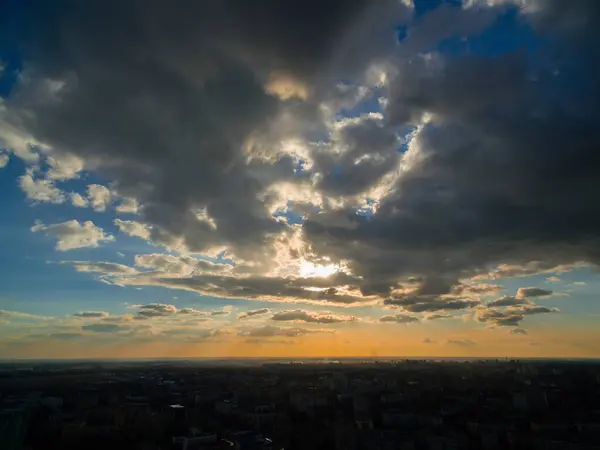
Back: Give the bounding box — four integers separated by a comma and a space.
116, 197, 140, 214
70, 192, 89, 208
45, 153, 84, 180
114, 219, 151, 240
64, 261, 137, 274
31, 220, 114, 251
87, 184, 112, 212
0, 153, 9, 168
19, 169, 65, 203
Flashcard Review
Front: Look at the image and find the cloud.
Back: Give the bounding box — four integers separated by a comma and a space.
45, 153, 84, 181
3, 0, 600, 310
116, 197, 139, 214
113, 272, 371, 305
508, 305, 559, 315
70, 192, 89, 208
0, 153, 10, 168
487, 295, 530, 308
477, 303, 557, 328
379, 314, 419, 324
19, 169, 65, 203
271, 309, 356, 323
238, 325, 324, 338
49, 333, 84, 340
446, 339, 477, 347
81, 323, 122, 333
422, 338, 436, 344
454, 283, 503, 296
31, 220, 114, 251
134, 253, 230, 275
64, 261, 137, 274
476, 308, 524, 327
510, 328, 528, 335
0, 310, 47, 321
425, 314, 452, 320
238, 308, 270, 320
114, 219, 151, 240
516, 287, 553, 298
87, 184, 112, 212
136, 304, 178, 318
384, 295, 480, 312
73, 311, 109, 318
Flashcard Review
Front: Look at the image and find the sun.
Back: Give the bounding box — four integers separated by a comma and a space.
299, 261, 338, 278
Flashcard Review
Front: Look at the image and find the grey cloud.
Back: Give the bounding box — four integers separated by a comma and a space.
64, 261, 137, 275
49, 333, 84, 340
446, 339, 477, 347
238, 325, 320, 338
510, 328, 528, 335
178, 308, 208, 316
379, 314, 419, 324
160, 327, 222, 342
271, 309, 356, 324
311, 115, 401, 196
425, 314, 452, 321
137, 303, 178, 318
509, 305, 559, 315
238, 308, 270, 320
73, 311, 109, 318
384, 295, 480, 312
5, 0, 600, 306
82, 323, 122, 333
477, 309, 524, 327
303, 1, 600, 297
422, 338, 436, 344
118, 273, 369, 305
6, 0, 410, 262
134, 253, 231, 274
516, 287, 553, 298
487, 295, 530, 308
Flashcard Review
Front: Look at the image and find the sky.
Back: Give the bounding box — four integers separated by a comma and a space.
1, 0, 600, 359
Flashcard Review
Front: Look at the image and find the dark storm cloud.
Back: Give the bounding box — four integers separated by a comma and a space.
4, 0, 411, 262
4, 0, 600, 310
304, 1, 600, 294
312, 115, 401, 196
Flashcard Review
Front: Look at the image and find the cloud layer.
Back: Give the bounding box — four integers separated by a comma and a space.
1, 0, 599, 336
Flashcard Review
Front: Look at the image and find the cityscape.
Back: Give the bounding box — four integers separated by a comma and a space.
2, 358, 600, 449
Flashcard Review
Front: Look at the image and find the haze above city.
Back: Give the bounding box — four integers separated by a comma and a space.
1, 0, 600, 359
